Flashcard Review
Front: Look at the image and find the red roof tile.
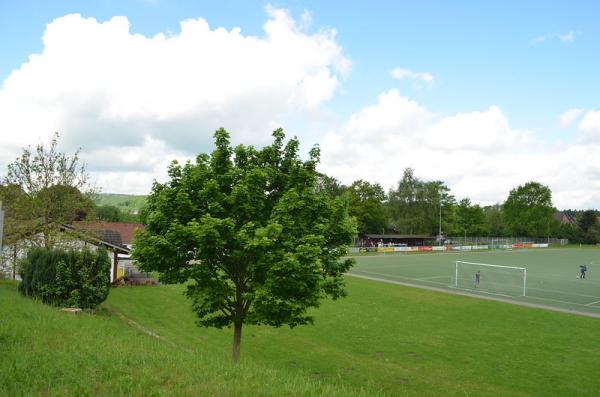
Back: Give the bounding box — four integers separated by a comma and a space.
74, 221, 144, 245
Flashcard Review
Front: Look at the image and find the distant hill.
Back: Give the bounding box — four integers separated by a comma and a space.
93, 193, 147, 215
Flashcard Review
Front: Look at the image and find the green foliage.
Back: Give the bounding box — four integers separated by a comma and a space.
1, 132, 93, 248
484, 204, 505, 236
92, 204, 140, 222
315, 173, 347, 198
93, 193, 146, 218
0, 184, 35, 246
387, 168, 455, 236
133, 128, 356, 361
577, 210, 600, 243
503, 181, 555, 237
93, 204, 122, 222
455, 198, 487, 236
18, 247, 110, 308
346, 180, 388, 234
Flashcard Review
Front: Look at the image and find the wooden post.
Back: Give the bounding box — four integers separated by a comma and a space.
113, 250, 119, 282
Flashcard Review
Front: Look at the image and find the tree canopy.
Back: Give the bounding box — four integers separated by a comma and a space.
346, 180, 388, 235
133, 128, 355, 362
455, 198, 487, 237
387, 168, 456, 236
503, 181, 555, 237
1, 133, 93, 248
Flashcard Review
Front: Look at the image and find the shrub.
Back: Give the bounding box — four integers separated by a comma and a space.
19, 247, 111, 309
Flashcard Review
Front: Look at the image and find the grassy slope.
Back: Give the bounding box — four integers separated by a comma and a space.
93, 193, 147, 214
105, 277, 600, 397
3, 277, 600, 396
0, 280, 385, 397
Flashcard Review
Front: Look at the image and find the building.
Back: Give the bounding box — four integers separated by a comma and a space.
358, 234, 433, 247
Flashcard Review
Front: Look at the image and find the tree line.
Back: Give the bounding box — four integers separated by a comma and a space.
320, 168, 600, 243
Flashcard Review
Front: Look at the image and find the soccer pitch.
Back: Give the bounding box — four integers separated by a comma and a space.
349, 247, 600, 316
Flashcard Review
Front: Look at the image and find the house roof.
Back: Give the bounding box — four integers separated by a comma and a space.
60, 223, 130, 254
554, 211, 577, 225
73, 221, 144, 245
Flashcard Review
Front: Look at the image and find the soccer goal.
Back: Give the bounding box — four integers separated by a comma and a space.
454, 261, 527, 297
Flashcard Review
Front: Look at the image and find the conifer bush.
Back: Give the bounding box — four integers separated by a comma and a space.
19, 247, 111, 308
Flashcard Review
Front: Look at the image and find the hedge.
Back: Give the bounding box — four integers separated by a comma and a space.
19, 247, 111, 309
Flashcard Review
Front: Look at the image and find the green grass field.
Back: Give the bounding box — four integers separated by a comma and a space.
350, 247, 600, 316
4, 261, 600, 396
93, 193, 147, 214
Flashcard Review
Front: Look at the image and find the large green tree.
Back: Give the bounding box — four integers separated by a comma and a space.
387, 168, 455, 236
133, 129, 356, 363
455, 198, 487, 237
503, 181, 555, 237
484, 204, 505, 236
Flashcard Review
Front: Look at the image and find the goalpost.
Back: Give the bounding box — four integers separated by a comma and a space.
454, 261, 527, 297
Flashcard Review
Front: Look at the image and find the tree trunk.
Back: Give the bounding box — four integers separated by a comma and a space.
231, 321, 242, 364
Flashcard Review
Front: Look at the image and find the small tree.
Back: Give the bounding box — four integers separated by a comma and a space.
134, 128, 355, 363
2, 133, 94, 248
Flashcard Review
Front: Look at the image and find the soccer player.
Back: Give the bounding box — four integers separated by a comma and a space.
475, 270, 481, 287
580, 264, 588, 279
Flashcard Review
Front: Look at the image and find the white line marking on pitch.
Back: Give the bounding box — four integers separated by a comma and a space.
585, 300, 600, 307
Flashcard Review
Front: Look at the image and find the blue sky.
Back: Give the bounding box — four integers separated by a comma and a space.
1, 1, 599, 208
2, 1, 598, 130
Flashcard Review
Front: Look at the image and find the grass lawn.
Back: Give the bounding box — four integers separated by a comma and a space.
350, 247, 600, 315
0, 280, 384, 397
3, 272, 600, 396
105, 275, 600, 397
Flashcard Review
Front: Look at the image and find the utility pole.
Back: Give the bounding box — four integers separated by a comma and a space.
0, 201, 4, 258
438, 199, 442, 245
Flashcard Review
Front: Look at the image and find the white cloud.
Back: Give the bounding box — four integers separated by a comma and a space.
558, 108, 585, 127
558, 31, 576, 43
0, 9, 349, 193
391, 67, 434, 84
578, 110, 600, 141
320, 90, 600, 209
531, 30, 578, 45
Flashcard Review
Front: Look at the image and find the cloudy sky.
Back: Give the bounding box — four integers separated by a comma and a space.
1, 0, 599, 209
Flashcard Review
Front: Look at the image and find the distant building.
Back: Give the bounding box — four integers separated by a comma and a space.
554, 211, 577, 225
358, 234, 433, 247
71, 221, 144, 281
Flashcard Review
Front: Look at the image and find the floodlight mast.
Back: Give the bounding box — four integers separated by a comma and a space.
439, 200, 442, 243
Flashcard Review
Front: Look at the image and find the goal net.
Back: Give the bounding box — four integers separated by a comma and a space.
454, 261, 526, 297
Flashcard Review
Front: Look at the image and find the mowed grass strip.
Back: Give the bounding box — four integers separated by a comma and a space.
0, 280, 387, 397
105, 277, 600, 397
